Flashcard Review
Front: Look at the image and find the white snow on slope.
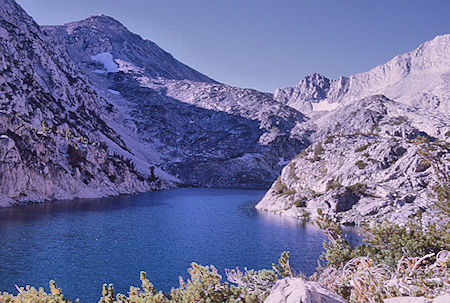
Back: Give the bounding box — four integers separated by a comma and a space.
312, 100, 340, 111
91, 52, 119, 73
108, 89, 120, 95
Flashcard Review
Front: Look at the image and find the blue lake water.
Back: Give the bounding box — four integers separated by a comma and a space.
0, 188, 328, 302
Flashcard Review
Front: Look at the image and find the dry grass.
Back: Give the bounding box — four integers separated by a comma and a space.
314, 250, 450, 303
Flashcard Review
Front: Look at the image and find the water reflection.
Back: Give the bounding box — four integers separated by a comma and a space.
0, 192, 165, 222
257, 211, 310, 229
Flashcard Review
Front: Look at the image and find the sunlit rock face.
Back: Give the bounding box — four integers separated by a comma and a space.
257, 95, 450, 225
0, 0, 170, 205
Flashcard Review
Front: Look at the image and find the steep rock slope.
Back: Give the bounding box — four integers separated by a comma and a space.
257, 96, 450, 224
44, 16, 309, 188
0, 0, 170, 205
275, 35, 450, 113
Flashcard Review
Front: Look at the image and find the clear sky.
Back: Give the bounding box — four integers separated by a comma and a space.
16, 0, 450, 93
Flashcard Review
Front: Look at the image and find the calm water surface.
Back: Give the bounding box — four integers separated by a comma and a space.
0, 188, 327, 302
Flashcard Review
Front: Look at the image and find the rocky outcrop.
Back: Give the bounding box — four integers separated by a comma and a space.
264, 278, 347, 303
0, 0, 171, 204
256, 132, 449, 225
275, 34, 450, 113
257, 94, 449, 224
270, 39, 450, 223
43, 16, 310, 188
308, 95, 449, 142
263, 279, 449, 303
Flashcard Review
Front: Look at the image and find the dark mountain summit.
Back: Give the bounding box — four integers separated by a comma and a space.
43, 15, 216, 83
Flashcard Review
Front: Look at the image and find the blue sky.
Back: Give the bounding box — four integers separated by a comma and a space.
16, 0, 450, 92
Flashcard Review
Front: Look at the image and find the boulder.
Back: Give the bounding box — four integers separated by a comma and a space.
330, 188, 359, 212
264, 277, 347, 303
432, 294, 450, 303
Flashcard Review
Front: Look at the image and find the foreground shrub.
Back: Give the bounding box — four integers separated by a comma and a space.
315, 209, 449, 269
315, 251, 449, 302
0, 281, 73, 303
0, 253, 295, 303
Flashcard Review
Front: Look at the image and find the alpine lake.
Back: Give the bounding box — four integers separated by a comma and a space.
0, 188, 334, 302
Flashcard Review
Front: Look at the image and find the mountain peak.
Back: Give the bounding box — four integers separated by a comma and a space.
61, 14, 131, 36
81, 14, 125, 26
44, 14, 216, 83
297, 73, 329, 86
424, 33, 450, 45
275, 34, 450, 113
86, 14, 120, 22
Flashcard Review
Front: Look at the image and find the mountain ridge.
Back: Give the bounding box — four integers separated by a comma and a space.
257, 35, 450, 224
275, 34, 450, 113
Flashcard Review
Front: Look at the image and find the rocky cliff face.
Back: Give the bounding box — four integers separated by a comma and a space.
256, 133, 448, 225
256, 96, 450, 225
0, 0, 171, 205
44, 16, 309, 188
258, 34, 450, 224
275, 34, 450, 114
308, 95, 449, 142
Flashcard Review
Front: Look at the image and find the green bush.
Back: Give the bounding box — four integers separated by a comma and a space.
287, 163, 298, 180
326, 179, 342, 191
0, 281, 73, 303
354, 144, 370, 153
324, 136, 335, 144
0, 253, 298, 303
355, 160, 367, 169
346, 183, 367, 196
273, 177, 296, 195
293, 197, 307, 207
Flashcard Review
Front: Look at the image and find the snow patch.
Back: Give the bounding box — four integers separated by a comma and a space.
108, 89, 120, 95
91, 52, 119, 73
312, 100, 340, 111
